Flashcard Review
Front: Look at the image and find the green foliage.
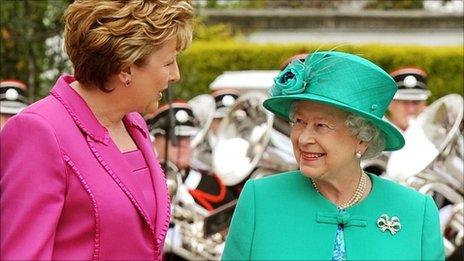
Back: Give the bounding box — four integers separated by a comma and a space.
365, 0, 424, 10
228, 0, 268, 9
173, 41, 463, 104
193, 17, 236, 41
0, 0, 70, 101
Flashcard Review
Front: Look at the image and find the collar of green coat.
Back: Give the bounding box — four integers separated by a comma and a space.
316, 211, 368, 227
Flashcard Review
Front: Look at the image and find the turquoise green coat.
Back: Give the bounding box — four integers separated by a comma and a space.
222, 171, 444, 260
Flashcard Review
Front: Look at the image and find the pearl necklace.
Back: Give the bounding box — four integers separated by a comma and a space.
311, 172, 367, 210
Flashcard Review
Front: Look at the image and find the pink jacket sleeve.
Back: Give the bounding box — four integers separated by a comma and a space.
1, 112, 67, 259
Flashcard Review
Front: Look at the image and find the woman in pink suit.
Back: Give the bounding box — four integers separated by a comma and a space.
0, 0, 193, 260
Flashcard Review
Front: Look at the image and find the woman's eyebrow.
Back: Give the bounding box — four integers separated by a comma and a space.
294, 111, 335, 122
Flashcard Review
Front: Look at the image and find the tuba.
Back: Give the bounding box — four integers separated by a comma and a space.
385, 94, 464, 257
418, 184, 463, 257
163, 160, 181, 199
188, 94, 216, 149
188, 94, 217, 170
165, 165, 232, 260
386, 94, 463, 192
212, 92, 297, 186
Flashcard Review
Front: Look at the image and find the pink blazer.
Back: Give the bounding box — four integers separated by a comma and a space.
0, 75, 170, 260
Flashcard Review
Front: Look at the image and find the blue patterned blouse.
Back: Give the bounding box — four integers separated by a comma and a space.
332, 211, 346, 261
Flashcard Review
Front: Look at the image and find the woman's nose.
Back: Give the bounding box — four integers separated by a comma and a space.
169, 61, 180, 83
298, 127, 316, 146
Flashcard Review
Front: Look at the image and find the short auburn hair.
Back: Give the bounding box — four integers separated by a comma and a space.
64, 0, 194, 91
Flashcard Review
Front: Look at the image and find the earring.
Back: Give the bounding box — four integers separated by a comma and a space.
125, 79, 131, 86
355, 151, 362, 159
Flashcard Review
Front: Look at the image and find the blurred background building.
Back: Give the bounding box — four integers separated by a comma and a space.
197, 0, 463, 45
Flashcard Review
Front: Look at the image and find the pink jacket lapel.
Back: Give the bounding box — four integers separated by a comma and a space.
86, 136, 155, 231
124, 114, 171, 246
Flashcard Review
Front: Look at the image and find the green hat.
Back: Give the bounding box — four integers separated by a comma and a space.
263, 51, 405, 151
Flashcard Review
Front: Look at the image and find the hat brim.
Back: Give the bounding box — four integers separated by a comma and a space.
393, 91, 430, 101
150, 126, 199, 137
263, 94, 405, 151
0, 101, 27, 115
174, 125, 199, 137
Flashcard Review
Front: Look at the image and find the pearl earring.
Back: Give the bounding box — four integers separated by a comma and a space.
355, 151, 362, 159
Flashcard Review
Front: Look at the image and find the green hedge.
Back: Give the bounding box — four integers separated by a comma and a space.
173, 41, 463, 103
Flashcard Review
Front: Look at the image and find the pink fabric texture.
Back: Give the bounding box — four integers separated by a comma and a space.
0, 75, 171, 260
123, 149, 156, 225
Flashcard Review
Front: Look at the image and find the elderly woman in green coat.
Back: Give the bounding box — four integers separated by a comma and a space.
222, 51, 444, 260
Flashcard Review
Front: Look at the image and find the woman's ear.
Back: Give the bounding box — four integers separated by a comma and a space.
357, 140, 369, 155
118, 66, 132, 86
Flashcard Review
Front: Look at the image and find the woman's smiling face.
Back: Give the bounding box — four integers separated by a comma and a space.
290, 101, 362, 180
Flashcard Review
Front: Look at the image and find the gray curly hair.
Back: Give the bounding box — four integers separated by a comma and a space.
344, 114, 385, 160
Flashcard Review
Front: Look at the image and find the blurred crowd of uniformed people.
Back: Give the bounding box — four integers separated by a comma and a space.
1, 59, 462, 261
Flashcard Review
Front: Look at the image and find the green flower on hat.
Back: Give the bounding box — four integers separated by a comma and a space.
270, 60, 308, 97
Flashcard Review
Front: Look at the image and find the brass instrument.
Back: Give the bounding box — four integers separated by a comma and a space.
212, 92, 297, 186
165, 169, 228, 260
188, 94, 216, 170
386, 94, 464, 257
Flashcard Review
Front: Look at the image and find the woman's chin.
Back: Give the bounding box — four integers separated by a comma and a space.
299, 165, 327, 179
299, 167, 316, 178
144, 102, 159, 115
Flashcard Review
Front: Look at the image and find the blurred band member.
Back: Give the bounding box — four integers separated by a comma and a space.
147, 102, 235, 212
388, 67, 431, 131
0, 80, 28, 130
148, 102, 198, 172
